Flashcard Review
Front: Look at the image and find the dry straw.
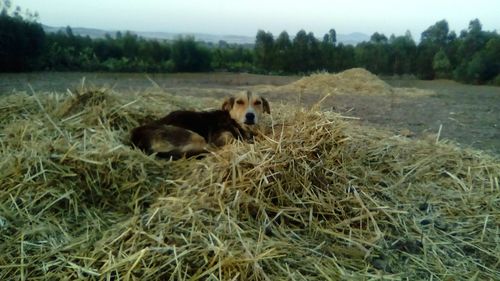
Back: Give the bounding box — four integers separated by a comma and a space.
252, 68, 435, 98
0, 71, 499, 280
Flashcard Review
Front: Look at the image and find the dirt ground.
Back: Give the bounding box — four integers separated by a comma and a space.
1, 72, 499, 155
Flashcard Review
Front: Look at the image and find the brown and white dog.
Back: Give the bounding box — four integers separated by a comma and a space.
131, 91, 270, 159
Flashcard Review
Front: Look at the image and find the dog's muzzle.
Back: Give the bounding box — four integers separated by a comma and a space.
244, 112, 255, 125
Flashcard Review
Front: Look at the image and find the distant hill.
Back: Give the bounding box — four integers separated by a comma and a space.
42, 25, 369, 45
336, 32, 370, 45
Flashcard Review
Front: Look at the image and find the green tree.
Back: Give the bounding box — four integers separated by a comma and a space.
329, 28, 337, 45
211, 43, 253, 72
370, 32, 388, 44
483, 37, 500, 83
171, 36, 211, 72
453, 19, 499, 83
334, 44, 355, 71
415, 44, 436, 79
290, 30, 308, 72
289, 30, 321, 72
321, 32, 334, 71
274, 31, 292, 72
389, 31, 417, 74
432, 49, 451, 78
457, 19, 486, 60
421, 19, 450, 46
121, 31, 140, 59
355, 32, 390, 74
306, 32, 321, 70
254, 30, 274, 71
0, 2, 45, 71
417, 20, 452, 79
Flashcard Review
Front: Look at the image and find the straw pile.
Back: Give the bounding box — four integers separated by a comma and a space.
0, 84, 499, 280
253, 68, 434, 97
288, 68, 393, 95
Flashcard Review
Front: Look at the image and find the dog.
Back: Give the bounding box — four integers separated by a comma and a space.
131, 91, 270, 159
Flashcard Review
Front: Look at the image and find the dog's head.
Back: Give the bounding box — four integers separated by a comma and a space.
222, 91, 270, 127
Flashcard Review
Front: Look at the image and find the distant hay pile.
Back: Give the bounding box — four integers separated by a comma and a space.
1, 85, 499, 280
254, 68, 434, 97
289, 68, 393, 95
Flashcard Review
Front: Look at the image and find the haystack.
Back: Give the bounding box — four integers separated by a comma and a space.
288, 68, 393, 95
252, 68, 434, 98
0, 84, 498, 280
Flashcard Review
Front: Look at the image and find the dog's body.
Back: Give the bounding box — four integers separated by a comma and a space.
131, 91, 270, 159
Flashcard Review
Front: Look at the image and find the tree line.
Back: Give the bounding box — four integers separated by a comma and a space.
254, 20, 500, 84
1, 1, 499, 85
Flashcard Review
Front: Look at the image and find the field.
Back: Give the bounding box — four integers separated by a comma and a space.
1, 71, 499, 155
0, 70, 499, 280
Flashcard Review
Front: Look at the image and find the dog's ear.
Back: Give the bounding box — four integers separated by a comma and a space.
222, 97, 235, 111
262, 97, 271, 114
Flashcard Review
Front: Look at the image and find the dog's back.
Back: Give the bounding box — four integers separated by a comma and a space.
131, 110, 245, 159
156, 110, 244, 142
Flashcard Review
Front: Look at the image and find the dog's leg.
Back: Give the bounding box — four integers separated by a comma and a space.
130, 125, 157, 153
156, 128, 208, 159
213, 131, 235, 147
178, 132, 209, 157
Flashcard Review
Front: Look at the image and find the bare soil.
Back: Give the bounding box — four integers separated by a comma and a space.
1, 72, 499, 155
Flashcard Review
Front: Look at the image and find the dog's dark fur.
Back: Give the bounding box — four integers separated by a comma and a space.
157, 110, 247, 144
131, 110, 248, 159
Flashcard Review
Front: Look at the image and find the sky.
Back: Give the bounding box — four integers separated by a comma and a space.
12, 0, 500, 39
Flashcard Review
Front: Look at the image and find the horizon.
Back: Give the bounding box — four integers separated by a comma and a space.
12, 0, 500, 40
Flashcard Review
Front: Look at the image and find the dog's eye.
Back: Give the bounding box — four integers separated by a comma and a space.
236, 100, 244, 105
254, 100, 262, 105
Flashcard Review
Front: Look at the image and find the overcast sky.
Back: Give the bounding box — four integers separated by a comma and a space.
14, 0, 500, 38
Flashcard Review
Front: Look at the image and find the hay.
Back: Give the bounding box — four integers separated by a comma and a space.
288, 68, 393, 95
0, 85, 499, 280
251, 68, 434, 98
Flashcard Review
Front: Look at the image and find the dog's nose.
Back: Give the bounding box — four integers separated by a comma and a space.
245, 113, 255, 124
